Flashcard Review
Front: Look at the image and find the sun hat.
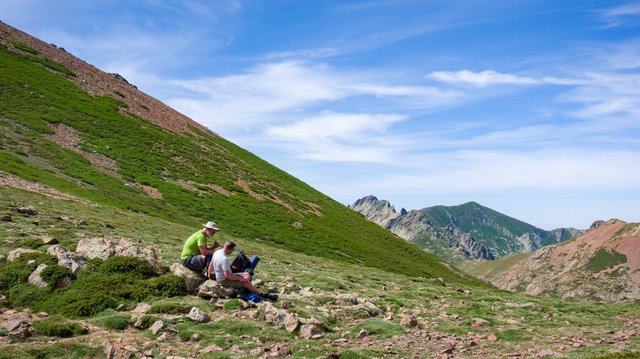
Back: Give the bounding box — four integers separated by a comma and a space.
203, 221, 221, 231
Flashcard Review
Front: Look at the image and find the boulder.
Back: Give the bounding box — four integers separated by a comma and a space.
132, 303, 151, 314
46, 245, 70, 259
17, 206, 38, 216
262, 303, 287, 328
41, 236, 59, 245
76, 237, 114, 260
149, 320, 164, 335
197, 279, 236, 299
299, 324, 323, 339
187, 307, 210, 323
170, 263, 206, 293
400, 315, 418, 328
284, 313, 300, 333
114, 239, 163, 274
28, 264, 49, 288
8, 248, 41, 262
58, 253, 89, 274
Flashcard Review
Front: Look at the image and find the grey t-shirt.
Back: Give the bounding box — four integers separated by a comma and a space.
212, 249, 231, 281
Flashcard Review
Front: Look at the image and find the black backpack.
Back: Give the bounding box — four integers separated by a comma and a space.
230, 250, 253, 274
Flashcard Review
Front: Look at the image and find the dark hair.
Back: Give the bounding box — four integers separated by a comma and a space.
225, 241, 237, 250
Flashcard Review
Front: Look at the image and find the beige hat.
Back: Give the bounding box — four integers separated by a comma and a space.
203, 221, 220, 231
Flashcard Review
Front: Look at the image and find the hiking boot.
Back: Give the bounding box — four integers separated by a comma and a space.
263, 292, 278, 301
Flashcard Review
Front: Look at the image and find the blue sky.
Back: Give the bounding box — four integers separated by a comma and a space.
2, 0, 640, 229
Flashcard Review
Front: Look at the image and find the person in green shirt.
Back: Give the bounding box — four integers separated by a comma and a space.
180, 221, 221, 275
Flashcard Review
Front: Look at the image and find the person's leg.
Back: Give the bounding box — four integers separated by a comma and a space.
181, 255, 205, 272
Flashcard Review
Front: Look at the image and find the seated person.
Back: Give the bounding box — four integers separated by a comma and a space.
180, 221, 221, 274
211, 241, 278, 301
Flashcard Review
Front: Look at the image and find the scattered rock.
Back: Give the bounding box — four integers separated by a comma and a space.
284, 312, 300, 333
198, 279, 236, 299
202, 344, 223, 353
58, 253, 89, 274
1, 213, 12, 222
156, 333, 171, 341
41, 236, 58, 245
7, 248, 41, 262
280, 300, 293, 309
132, 303, 151, 314
356, 329, 369, 339
46, 244, 69, 258
299, 324, 323, 339
170, 263, 206, 293
149, 320, 164, 335
488, 335, 498, 342
103, 340, 116, 359
76, 219, 89, 226
17, 206, 38, 216
400, 315, 418, 328
190, 333, 201, 341
270, 343, 293, 356
472, 318, 490, 328
537, 349, 556, 357
187, 307, 210, 323
76, 237, 114, 260
28, 263, 49, 288
37, 312, 48, 318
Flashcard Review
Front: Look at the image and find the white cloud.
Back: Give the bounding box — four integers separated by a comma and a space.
427, 70, 585, 87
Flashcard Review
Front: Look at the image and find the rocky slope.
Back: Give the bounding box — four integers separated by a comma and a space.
351, 195, 583, 262
471, 219, 640, 302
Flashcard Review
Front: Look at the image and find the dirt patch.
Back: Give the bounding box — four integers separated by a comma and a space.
0, 171, 91, 204
235, 179, 265, 201
304, 201, 323, 216
45, 123, 120, 178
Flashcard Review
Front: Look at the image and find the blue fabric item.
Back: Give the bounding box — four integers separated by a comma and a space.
247, 293, 261, 303
250, 255, 260, 269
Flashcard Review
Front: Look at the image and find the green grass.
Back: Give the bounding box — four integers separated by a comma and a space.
587, 249, 627, 272
32, 315, 87, 337
350, 318, 405, 338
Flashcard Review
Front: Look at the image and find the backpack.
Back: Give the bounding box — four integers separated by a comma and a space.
230, 250, 252, 274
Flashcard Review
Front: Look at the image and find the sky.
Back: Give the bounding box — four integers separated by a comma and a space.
2, 0, 640, 230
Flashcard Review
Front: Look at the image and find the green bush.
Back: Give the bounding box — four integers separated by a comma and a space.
587, 249, 627, 272
32, 315, 87, 337
99, 256, 156, 278
90, 313, 131, 330
11, 40, 38, 55
147, 274, 186, 297
149, 301, 190, 314
0, 261, 33, 291
41, 264, 75, 287
6, 284, 51, 308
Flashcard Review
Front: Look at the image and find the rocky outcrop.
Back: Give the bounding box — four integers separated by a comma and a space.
351, 195, 583, 262
76, 237, 163, 274
476, 219, 640, 302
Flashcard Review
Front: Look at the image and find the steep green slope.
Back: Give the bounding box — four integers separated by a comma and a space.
0, 37, 479, 285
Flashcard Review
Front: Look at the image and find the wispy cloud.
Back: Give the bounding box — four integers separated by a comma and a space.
599, 2, 640, 27
427, 70, 586, 87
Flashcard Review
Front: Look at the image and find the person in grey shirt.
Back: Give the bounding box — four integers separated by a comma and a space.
211, 241, 278, 301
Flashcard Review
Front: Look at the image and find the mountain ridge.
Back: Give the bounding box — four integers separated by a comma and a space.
351, 195, 583, 263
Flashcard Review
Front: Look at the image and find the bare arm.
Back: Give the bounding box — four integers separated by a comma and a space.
223, 269, 248, 282
198, 246, 215, 256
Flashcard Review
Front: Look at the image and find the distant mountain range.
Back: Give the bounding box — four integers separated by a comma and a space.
469, 219, 640, 302
350, 195, 583, 263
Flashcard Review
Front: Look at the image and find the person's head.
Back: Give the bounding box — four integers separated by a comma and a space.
202, 221, 220, 237
223, 241, 236, 254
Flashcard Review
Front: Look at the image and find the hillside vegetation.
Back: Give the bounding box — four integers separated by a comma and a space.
1, 186, 639, 358
0, 23, 478, 286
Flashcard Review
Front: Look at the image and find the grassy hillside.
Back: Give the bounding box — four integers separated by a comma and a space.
1, 186, 639, 358
0, 38, 478, 285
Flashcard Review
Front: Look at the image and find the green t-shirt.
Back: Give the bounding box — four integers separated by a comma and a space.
180, 230, 207, 259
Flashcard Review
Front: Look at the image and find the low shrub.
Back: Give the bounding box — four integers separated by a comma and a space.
6, 284, 51, 308
98, 256, 156, 278
90, 313, 131, 330
0, 261, 33, 291
32, 315, 87, 337
41, 264, 75, 287
149, 302, 190, 314
147, 274, 185, 297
